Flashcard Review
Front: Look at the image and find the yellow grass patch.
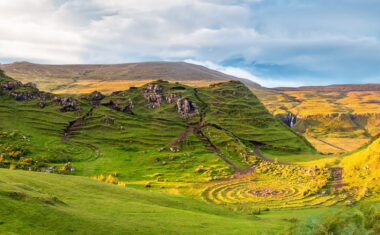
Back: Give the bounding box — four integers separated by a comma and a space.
54, 80, 224, 94
305, 136, 370, 154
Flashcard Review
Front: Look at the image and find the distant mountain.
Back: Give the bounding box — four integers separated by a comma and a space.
0, 61, 260, 93
273, 83, 380, 92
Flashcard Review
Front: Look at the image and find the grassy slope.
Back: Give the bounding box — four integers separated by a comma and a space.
341, 137, 380, 200
0, 168, 371, 234
0, 168, 302, 235
0, 78, 317, 180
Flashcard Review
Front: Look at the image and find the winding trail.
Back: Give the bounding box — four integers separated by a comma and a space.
169, 124, 196, 147
193, 125, 241, 172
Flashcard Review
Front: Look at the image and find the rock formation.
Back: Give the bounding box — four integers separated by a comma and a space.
103, 99, 134, 114
54, 97, 81, 112
176, 98, 198, 118
142, 84, 163, 108
166, 93, 180, 104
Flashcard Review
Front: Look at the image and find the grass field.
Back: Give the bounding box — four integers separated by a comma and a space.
1, 71, 379, 234
0, 168, 370, 235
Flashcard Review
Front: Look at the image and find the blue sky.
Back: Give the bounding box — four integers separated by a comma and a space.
0, 0, 379, 87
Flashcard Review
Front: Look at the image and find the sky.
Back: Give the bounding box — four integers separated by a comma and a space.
0, 0, 380, 87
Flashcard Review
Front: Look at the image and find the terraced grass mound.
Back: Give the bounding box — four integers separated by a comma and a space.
202, 175, 340, 210
201, 162, 345, 210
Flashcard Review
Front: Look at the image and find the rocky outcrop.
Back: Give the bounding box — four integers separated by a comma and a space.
176, 98, 198, 118
88, 91, 105, 104
1, 81, 22, 90
103, 99, 134, 114
166, 93, 181, 104
0, 79, 54, 101
80, 91, 106, 105
54, 97, 81, 112
142, 84, 163, 108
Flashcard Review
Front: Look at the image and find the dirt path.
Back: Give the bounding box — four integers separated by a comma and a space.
169, 124, 196, 147
193, 125, 241, 172
253, 144, 274, 163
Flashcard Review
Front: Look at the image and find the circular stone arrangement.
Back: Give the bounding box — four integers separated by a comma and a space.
202, 176, 340, 209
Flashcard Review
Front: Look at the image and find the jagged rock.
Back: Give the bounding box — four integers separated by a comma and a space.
9, 91, 37, 101
89, 91, 105, 100
176, 98, 198, 118
142, 84, 163, 108
122, 99, 134, 113
54, 97, 80, 112
103, 99, 134, 114
166, 93, 180, 104
1, 81, 22, 90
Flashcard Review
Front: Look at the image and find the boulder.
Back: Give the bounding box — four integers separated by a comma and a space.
166, 93, 180, 104
176, 98, 198, 118
142, 84, 163, 108
54, 97, 80, 112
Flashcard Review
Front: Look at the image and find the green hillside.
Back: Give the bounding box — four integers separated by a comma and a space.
0, 168, 286, 234
1, 71, 380, 234
0, 73, 316, 185
1, 169, 378, 234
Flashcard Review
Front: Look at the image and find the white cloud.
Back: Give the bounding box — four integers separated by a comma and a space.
0, 0, 379, 84
184, 59, 305, 87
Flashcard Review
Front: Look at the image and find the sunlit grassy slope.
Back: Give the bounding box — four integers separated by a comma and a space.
252, 86, 380, 153
0, 168, 293, 234
341, 137, 380, 200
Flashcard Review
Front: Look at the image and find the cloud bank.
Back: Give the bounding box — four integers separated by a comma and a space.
1, 0, 380, 86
